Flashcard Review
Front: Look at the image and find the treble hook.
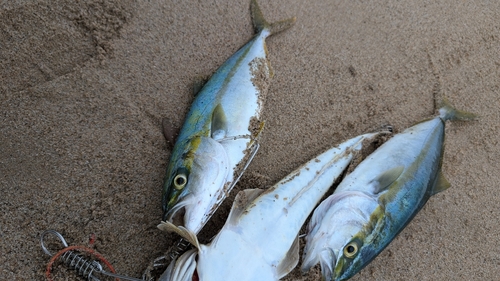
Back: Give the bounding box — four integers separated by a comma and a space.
40, 230, 143, 281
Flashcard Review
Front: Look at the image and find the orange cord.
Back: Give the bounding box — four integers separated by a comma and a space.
45, 245, 119, 281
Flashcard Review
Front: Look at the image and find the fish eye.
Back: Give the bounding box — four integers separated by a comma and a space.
173, 174, 188, 189
343, 242, 358, 258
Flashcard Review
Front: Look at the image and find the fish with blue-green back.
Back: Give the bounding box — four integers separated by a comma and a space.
301, 99, 477, 281
161, 0, 295, 235
158, 132, 388, 281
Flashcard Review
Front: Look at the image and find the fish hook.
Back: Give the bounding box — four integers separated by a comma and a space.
40, 230, 143, 281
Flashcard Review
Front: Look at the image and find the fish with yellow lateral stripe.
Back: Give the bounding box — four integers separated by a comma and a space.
301, 99, 477, 281
162, 0, 295, 237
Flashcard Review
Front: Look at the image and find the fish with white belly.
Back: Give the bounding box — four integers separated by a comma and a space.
158, 132, 388, 281
301, 100, 476, 281
162, 0, 295, 235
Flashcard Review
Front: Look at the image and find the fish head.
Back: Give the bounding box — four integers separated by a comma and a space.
303, 226, 373, 281
331, 207, 385, 281
302, 225, 362, 281
302, 191, 382, 281
162, 136, 230, 233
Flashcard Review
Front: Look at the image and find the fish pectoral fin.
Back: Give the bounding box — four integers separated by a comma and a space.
157, 221, 200, 249
432, 170, 451, 195
372, 165, 405, 194
227, 189, 265, 225
211, 104, 228, 140
277, 235, 300, 279
162, 118, 179, 148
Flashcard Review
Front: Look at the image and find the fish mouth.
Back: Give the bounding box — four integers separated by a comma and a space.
301, 247, 337, 281
164, 200, 188, 227
319, 248, 337, 281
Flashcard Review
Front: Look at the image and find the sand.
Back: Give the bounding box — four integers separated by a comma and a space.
1, 0, 499, 280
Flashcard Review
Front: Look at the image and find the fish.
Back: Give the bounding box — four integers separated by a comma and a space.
162, 0, 295, 234
301, 100, 476, 281
158, 132, 387, 281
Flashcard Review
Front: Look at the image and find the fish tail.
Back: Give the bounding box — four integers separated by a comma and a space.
438, 98, 478, 122
250, 0, 296, 36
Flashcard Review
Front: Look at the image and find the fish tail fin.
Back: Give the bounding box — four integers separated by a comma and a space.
438, 98, 478, 122
250, 0, 296, 36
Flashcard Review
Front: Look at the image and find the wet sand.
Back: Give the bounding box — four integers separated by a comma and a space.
1, 0, 499, 280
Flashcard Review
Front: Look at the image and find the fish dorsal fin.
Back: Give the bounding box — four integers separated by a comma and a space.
250, 0, 296, 36
432, 170, 451, 195
211, 104, 227, 140
277, 235, 300, 279
227, 189, 264, 225
157, 221, 200, 249
372, 166, 405, 194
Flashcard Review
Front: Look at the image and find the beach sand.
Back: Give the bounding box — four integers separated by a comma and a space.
1, 0, 499, 280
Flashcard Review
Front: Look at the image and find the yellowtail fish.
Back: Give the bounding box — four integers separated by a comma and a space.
158, 132, 387, 281
162, 0, 295, 234
301, 100, 476, 281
